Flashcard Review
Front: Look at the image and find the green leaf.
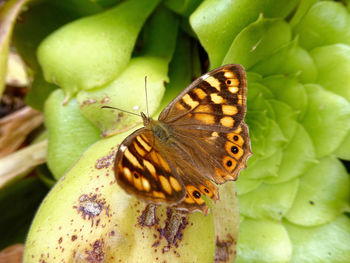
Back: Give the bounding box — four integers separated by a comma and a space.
241, 150, 283, 180
289, 0, 318, 28
261, 75, 307, 120
270, 100, 297, 141
285, 156, 350, 226
236, 218, 292, 263
223, 17, 291, 69
236, 177, 262, 196
284, 215, 350, 263
246, 115, 286, 159
158, 32, 194, 111
239, 178, 299, 220
190, 0, 298, 68
12, 1, 79, 70
139, 6, 179, 63
311, 44, 350, 102
251, 39, 317, 83
37, 0, 161, 97
334, 131, 350, 160
164, 0, 202, 16
293, 1, 350, 50
45, 89, 101, 179
301, 84, 350, 158
264, 123, 316, 184
25, 69, 58, 111
77, 56, 169, 135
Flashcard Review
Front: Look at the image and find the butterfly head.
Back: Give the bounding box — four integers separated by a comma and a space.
141, 112, 151, 126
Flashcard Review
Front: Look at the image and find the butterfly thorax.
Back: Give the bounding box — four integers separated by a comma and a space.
141, 112, 170, 143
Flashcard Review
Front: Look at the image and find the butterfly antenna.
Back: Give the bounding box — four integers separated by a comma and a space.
145, 76, 150, 117
101, 106, 141, 117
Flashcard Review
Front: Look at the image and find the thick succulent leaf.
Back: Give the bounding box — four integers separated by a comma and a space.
163, 0, 202, 16
334, 131, 350, 160
77, 56, 168, 136
261, 75, 307, 120
247, 82, 274, 101
300, 84, 350, 158
264, 123, 316, 184
246, 84, 287, 160
236, 177, 262, 196
284, 215, 350, 263
294, 1, 350, 50
37, 0, 161, 97
190, 0, 298, 68
289, 0, 318, 28
246, 71, 263, 84
246, 116, 286, 160
45, 89, 101, 179
251, 39, 317, 83
236, 218, 292, 263
12, 1, 83, 70
270, 100, 297, 142
311, 44, 350, 102
158, 32, 193, 112
240, 150, 282, 180
223, 17, 291, 69
25, 69, 58, 111
139, 6, 179, 63
285, 156, 350, 226
239, 178, 299, 220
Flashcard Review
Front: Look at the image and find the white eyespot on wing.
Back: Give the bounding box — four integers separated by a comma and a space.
133, 105, 140, 111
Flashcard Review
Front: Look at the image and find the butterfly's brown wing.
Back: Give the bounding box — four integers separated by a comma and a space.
172, 123, 252, 185
115, 64, 251, 214
159, 64, 247, 132
158, 64, 252, 186
114, 128, 186, 204
115, 127, 219, 214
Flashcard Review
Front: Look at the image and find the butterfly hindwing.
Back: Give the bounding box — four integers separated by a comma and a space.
169, 123, 252, 185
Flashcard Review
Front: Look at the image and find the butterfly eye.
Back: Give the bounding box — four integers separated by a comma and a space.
226, 79, 232, 85
233, 135, 239, 141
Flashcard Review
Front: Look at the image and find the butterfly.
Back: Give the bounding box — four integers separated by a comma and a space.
114, 64, 252, 214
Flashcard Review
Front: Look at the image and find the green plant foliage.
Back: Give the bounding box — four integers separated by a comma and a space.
1, 0, 349, 262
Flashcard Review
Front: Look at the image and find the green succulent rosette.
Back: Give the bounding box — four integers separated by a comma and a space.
1, 0, 349, 262
192, 0, 350, 262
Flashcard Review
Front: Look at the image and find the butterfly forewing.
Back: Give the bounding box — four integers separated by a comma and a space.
159, 64, 247, 132
115, 128, 186, 204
